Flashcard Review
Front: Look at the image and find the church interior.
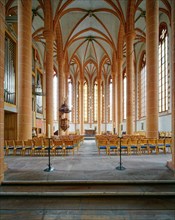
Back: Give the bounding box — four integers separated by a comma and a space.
0, 0, 175, 219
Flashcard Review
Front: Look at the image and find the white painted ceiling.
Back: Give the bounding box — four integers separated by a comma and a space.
5, 0, 171, 78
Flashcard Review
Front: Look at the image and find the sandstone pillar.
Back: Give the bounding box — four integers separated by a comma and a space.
18, 0, 32, 140
146, 0, 159, 138
117, 58, 123, 134
43, 30, 54, 137
126, 32, 135, 135
112, 59, 117, 134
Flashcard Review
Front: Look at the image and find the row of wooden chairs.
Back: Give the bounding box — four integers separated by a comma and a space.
96, 137, 172, 155
159, 131, 172, 138
4, 135, 84, 156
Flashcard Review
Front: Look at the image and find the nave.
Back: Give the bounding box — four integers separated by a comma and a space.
1, 139, 175, 220
3, 139, 174, 181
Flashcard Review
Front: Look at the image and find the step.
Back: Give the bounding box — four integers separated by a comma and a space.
1, 180, 175, 197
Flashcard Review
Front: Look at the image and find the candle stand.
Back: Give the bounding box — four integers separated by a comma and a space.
44, 137, 54, 172
116, 137, 126, 171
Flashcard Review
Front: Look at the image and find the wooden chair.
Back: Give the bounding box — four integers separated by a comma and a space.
147, 138, 157, 154
97, 139, 108, 155
72, 136, 80, 152
4, 140, 15, 155
139, 138, 149, 154
64, 140, 75, 155
108, 138, 118, 155
156, 138, 166, 154
14, 140, 24, 155
128, 138, 140, 155
33, 139, 44, 156
121, 138, 130, 155
53, 140, 64, 156
23, 140, 34, 155
165, 138, 172, 153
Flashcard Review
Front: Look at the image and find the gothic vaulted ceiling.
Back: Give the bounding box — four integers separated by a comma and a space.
5, 0, 171, 78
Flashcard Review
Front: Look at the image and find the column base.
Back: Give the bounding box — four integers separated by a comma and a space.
166, 160, 175, 172
0, 163, 7, 183
4, 162, 8, 172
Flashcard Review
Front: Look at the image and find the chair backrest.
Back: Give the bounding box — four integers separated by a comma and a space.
34, 139, 43, 146
128, 138, 138, 145
165, 138, 172, 144
139, 138, 148, 145
147, 138, 157, 145
64, 140, 74, 146
7, 140, 15, 146
98, 140, 108, 146
108, 139, 118, 145
121, 138, 129, 145
43, 138, 53, 146
15, 140, 24, 146
24, 140, 33, 146
53, 140, 63, 146
157, 138, 165, 145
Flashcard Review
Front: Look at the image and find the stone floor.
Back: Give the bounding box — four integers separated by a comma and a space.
1, 139, 175, 220
3, 139, 175, 181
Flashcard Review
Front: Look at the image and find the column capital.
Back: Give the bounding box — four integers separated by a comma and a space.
125, 31, 136, 40
43, 30, 54, 40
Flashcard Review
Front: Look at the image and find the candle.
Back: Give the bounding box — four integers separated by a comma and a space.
48, 124, 51, 138
119, 123, 122, 138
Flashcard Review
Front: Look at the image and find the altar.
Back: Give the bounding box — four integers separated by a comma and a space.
84, 128, 96, 136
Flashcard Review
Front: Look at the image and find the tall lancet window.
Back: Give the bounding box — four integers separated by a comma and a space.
159, 24, 169, 113
123, 73, 127, 120
109, 76, 113, 121
68, 76, 73, 122
94, 80, 98, 122
83, 79, 88, 122
53, 73, 58, 121
140, 53, 146, 118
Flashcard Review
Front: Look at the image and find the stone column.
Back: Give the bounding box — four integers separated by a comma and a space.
146, 0, 159, 138
18, 0, 32, 140
117, 58, 123, 134
43, 30, 54, 137
97, 78, 101, 134
0, 0, 5, 182
64, 68, 68, 100
126, 31, 135, 135
167, 0, 175, 171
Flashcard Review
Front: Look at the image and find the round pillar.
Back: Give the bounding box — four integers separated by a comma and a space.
146, 0, 159, 138
18, 0, 32, 140
126, 31, 135, 135
117, 58, 123, 134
